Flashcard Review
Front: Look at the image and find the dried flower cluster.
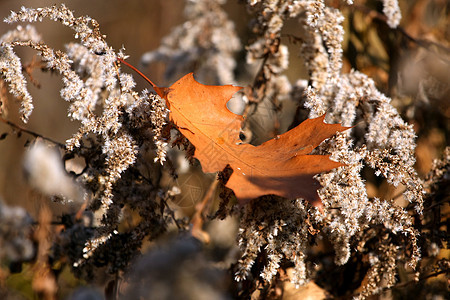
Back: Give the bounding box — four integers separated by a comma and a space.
0, 1, 448, 299
0, 24, 40, 121
223, 2, 427, 298
1, 4, 172, 276
141, 0, 241, 86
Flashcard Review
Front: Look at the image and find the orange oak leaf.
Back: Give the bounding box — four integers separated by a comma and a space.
153, 73, 350, 207
117, 60, 349, 207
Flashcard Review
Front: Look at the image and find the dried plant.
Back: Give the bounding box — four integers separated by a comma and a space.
1, 4, 174, 285
141, 0, 241, 85
0, 1, 448, 299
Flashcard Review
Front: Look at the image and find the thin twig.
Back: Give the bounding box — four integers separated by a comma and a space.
392, 270, 447, 289
190, 175, 219, 244
351, 4, 450, 62
0, 116, 65, 148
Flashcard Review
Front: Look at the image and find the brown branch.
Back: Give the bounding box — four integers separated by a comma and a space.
190, 175, 219, 244
423, 198, 450, 211
391, 270, 447, 290
0, 116, 65, 148
351, 4, 450, 61
23, 55, 45, 89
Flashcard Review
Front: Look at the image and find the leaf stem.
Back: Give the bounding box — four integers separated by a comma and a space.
117, 58, 157, 89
